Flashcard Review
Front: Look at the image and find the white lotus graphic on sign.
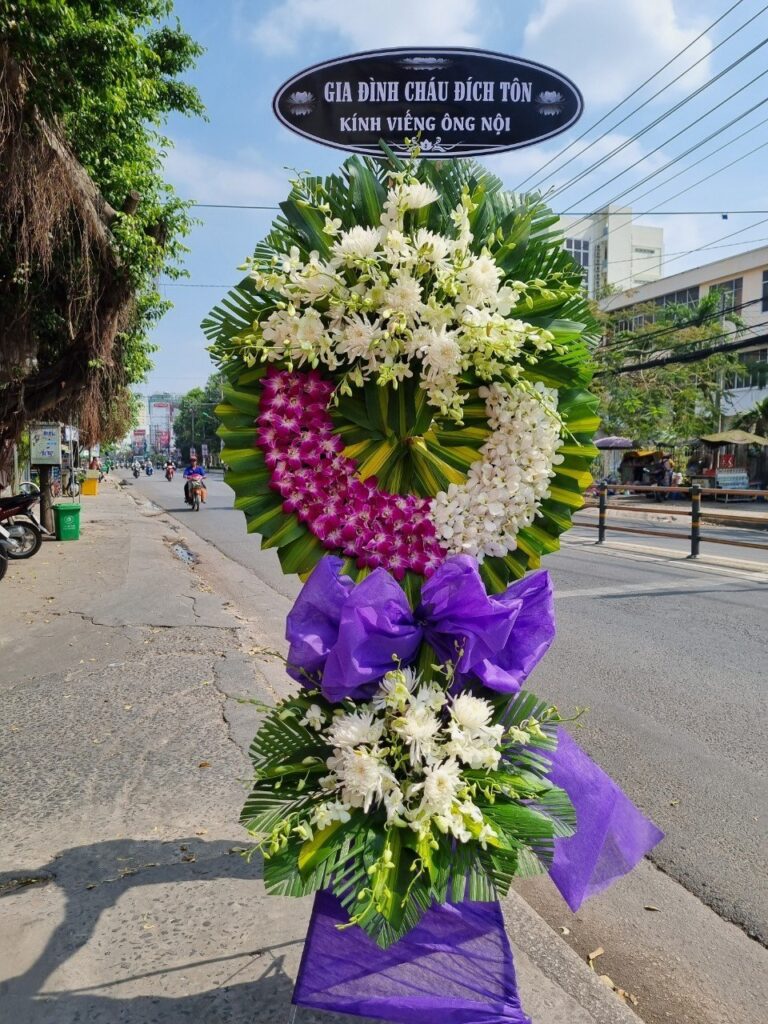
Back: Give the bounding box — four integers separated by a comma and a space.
287, 91, 315, 116
536, 90, 564, 116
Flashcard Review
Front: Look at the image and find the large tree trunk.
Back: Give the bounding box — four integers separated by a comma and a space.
38, 465, 55, 533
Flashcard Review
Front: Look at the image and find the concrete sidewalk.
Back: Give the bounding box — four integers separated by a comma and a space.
0, 481, 642, 1024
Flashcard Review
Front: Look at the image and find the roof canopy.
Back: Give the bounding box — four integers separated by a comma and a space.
596, 436, 635, 449
699, 430, 768, 446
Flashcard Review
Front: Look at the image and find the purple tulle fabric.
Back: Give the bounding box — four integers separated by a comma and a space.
292, 732, 663, 1022
286, 555, 664, 1022
293, 890, 531, 1024
285, 555, 555, 702
548, 729, 665, 910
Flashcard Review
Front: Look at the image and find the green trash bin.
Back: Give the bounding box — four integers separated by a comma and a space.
53, 503, 81, 541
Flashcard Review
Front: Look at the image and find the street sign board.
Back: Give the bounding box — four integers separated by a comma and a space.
273, 47, 582, 157
30, 423, 61, 466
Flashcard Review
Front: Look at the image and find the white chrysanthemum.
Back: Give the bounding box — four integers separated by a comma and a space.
332, 225, 381, 262
393, 704, 442, 762
461, 253, 502, 304
373, 667, 418, 710
327, 709, 384, 749
412, 228, 451, 266
400, 182, 439, 209
383, 274, 423, 320
420, 325, 461, 382
451, 693, 494, 732
333, 748, 395, 812
336, 314, 382, 361
420, 758, 463, 816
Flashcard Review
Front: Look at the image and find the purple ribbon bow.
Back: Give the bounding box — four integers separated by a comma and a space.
286, 555, 555, 702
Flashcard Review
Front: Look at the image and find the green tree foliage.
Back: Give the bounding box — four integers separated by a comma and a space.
173, 374, 223, 458
732, 396, 768, 436
594, 290, 746, 444
0, 1, 203, 453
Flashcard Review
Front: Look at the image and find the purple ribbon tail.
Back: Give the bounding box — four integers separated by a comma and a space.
293, 890, 531, 1024
549, 729, 665, 911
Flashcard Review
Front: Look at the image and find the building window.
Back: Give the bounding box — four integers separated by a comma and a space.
565, 237, 590, 270
709, 277, 742, 315
730, 348, 768, 390
762, 270, 768, 312
730, 348, 768, 389
653, 286, 700, 310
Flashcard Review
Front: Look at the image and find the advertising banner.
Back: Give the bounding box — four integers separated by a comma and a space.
30, 423, 61, 466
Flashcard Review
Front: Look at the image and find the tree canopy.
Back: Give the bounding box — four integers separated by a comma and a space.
0, 1, 203, 467
594, 290, 747, 444
173, 374, 223, 459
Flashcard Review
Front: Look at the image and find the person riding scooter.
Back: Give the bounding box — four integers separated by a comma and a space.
183, 455, 207, 505
165, 460, 176, 481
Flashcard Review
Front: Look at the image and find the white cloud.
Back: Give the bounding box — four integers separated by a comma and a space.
164, 141, 288, 205
250, 0, 484, 54
523, 0, 712, 104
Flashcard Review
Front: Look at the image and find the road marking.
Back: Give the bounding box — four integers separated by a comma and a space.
563, 535, 768, 583
554, 577, 760, 599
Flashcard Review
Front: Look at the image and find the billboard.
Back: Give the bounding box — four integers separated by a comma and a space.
132, 429, 147, 455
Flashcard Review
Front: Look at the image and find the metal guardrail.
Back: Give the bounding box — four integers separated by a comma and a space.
578, 483, 768, 558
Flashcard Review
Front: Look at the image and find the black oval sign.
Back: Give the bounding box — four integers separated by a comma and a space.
273, 47, 583, 158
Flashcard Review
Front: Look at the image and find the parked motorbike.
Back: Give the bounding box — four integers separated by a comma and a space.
0, 524, 10, 581
0, 488, 45, 559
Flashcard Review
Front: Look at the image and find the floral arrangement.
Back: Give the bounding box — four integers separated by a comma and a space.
205, 154, 599, 599
205, 153, 661, 1024
244, 661, 573, 947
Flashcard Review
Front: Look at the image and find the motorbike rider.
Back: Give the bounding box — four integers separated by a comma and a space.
183, 455, 207, 504
165, 458, 176, 480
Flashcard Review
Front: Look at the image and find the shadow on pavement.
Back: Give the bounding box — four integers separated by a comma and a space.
0, 837, 358, 1023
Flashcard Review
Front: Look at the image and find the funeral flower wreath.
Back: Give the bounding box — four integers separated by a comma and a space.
202, 152, 660, 962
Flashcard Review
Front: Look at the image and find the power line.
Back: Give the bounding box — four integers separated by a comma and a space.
188, 202, 768, 214
518, 0, 755, 193
608, 213, 768, 292
546, 35, 768, 203
595, 320, 768, 375
619, 112, 768, 211
604, 298, 764, 358
564, 129, 768, 268
603, 236, 768, 267
560, 82, 768, 235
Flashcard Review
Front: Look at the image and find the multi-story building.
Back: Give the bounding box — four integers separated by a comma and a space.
560, 205, 664, 298
600, 245, 768, 417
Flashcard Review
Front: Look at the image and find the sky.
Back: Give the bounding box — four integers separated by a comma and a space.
145, 0, 768, 396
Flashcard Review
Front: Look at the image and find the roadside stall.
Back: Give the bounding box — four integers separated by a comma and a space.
695, 430, 768, 500
595, 436, 634, 481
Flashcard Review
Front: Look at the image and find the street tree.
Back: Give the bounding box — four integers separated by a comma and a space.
173, 374, 223, 460
0, 1, 203, 519
594, 291, 747, 445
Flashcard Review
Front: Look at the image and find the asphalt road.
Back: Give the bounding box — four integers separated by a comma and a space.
123, 470, 768, 944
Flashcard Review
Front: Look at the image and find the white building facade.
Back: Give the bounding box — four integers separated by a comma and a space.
600, 245, 768, 417
560, 205, 664, 298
